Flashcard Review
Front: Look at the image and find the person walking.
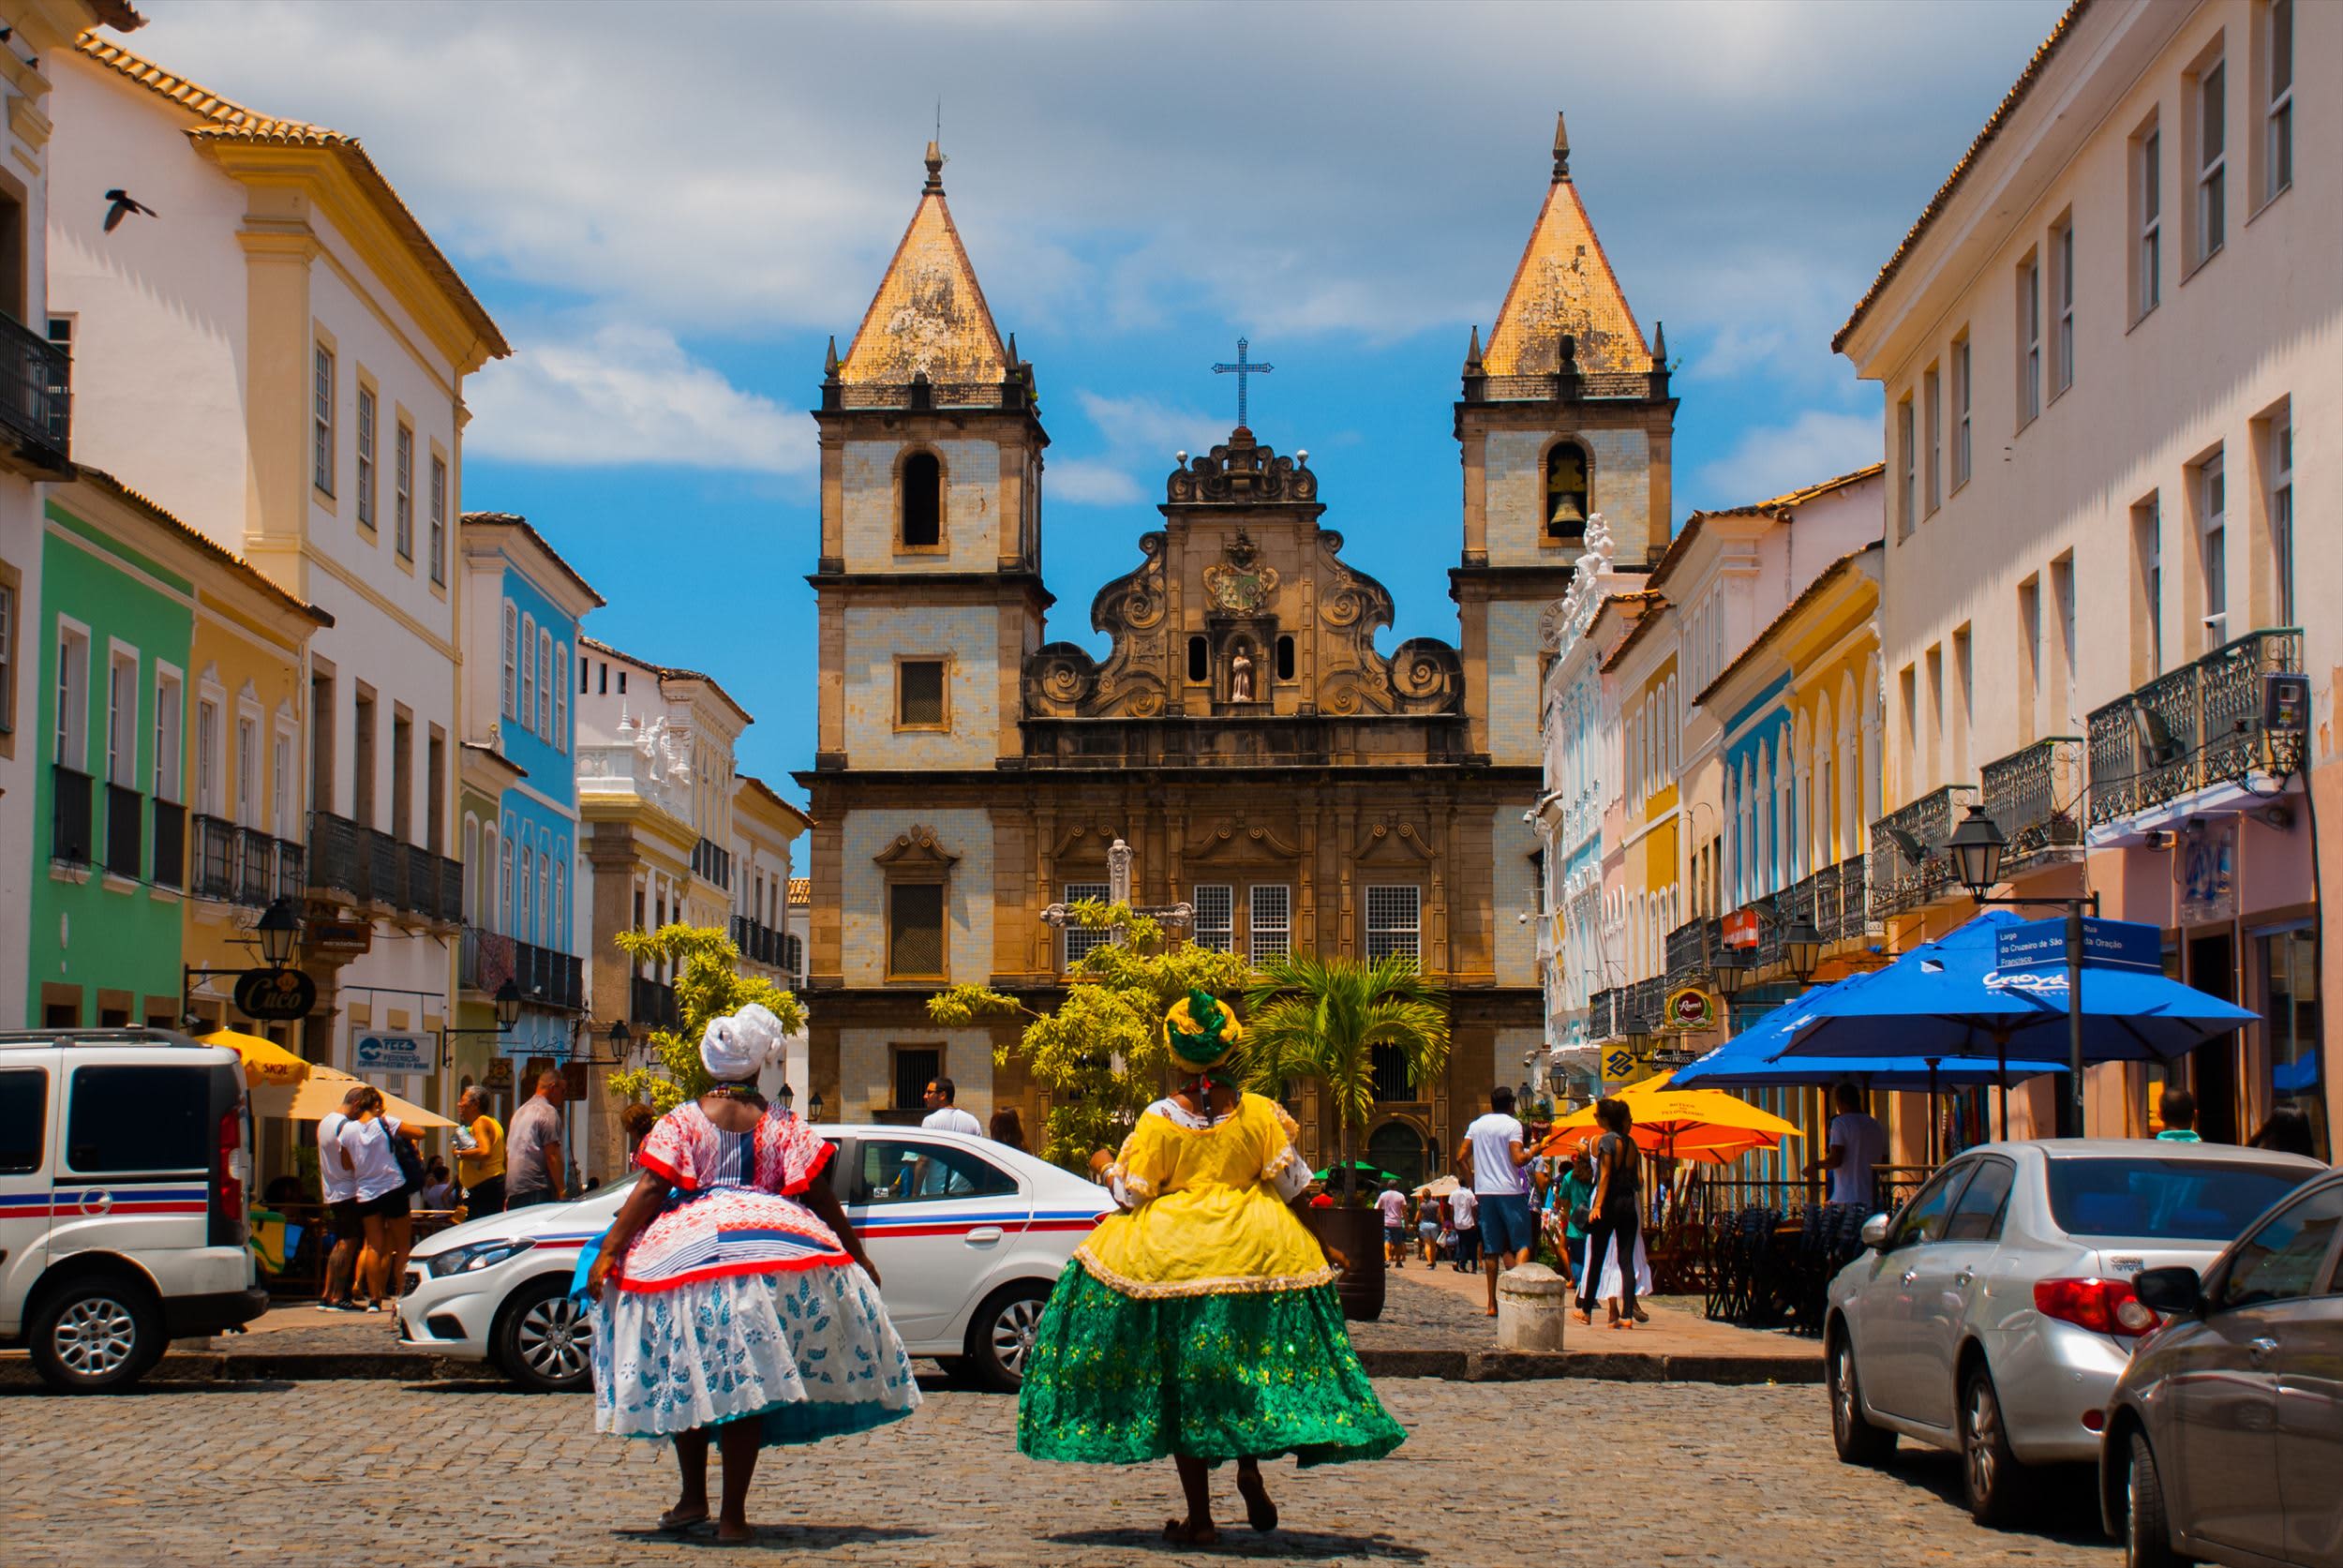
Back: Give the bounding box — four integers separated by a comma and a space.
1576, 1098, 1642, 1330
1548, 1148, 1596, 1280
1416, 1194, 1442, 1265
1373, 1181, 1408, 1268
585, 1004, 918, 1546
988, 1106, 1027, 1152
1018, 991, 1404, 1544
454, 1085, 506, 1217
339, 1088, 422, 1312
505, 1070, 567, 1210
1448, 1186, 1479, 1273
1809, 1083, 1888, 1210
315, 1085, 368, 1311
919, 1076, 982, 1136
1456, 1086, 1536, 1318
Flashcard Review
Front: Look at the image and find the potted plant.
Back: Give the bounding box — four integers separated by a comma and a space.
1246, 953, 1450, 1321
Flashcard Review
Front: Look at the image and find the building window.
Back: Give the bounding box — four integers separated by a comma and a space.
887, 882, 947, 979
2051, 217, 2075, 396
518, 843, 533, 941
1062, 881, 1111, 968
1192, 884, 1232, 953
897, 658, 946, 729
2135, 494, 2163, 677
1951, 335, 1972, 489
2265, 0, 2292, 202
500, 602, 517, 720
2197, 59, 2227, 265
152, 670, 181, 802
235, 713, 257, 828
1922, 366, 1941, 515
194, 696, 218, 816
2260, 927, 2318, 1134
1250, 884, 1291, 962
356, 385, 377, 532
1276, 634, 1295, 681
1365, 885, 1421, 968
537, 627, 554, 739
2017, 254, 2040, 426
2136, 125, 2162, 318
105, 650, 137, 784
892, 1046, 943, 1113
1896, 395, 1916, 534
519, 613, 537, 732
312, 344, 335, 496
901, 451, 942, 550
2271, 413, 2294, 625
1545, 441, 1589, 543
428, 455, 447, 584
0, 577, 14, 738
1186, 635, 1208, 683
394, 424, 413, 563
1370, 1042, 1416, 1103
2199, 452, 2227, 637
555, 643, 570, 753
272, 730, 291, 836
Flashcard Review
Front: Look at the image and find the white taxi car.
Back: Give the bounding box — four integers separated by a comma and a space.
400, 1123, 1108, 1392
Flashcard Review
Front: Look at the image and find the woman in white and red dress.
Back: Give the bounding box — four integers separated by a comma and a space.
584, 1004, 918, 1543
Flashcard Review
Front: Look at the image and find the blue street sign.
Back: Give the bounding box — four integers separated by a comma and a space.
1993, 916, 2162, 975
353, 1032, 432, 1074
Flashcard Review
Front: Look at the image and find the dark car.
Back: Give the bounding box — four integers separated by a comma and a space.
2100, 1164, 2343, 1567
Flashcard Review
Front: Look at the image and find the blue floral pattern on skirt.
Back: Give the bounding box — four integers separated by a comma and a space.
590, 1261, 919, 1447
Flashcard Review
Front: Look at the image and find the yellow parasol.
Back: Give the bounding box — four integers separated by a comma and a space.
201, 1027, 313, 1088
274, 1065, 456, 1129
1537, 1071, 1803, 1163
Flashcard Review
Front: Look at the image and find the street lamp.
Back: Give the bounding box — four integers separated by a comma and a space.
1948, 803, 2096, 1138
1709, 948, 1749, 998
808, 1090, 826, 1124
607, 1019, 632, 1066
493, 978, 525, 1034
1782, 918, 1826, 985
775, 1081, 796, 1114
256, 899, 300, 969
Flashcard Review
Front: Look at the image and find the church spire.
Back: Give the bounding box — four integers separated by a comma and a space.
1479, 112, 1649, 380
1463, 324, 1484, 376
1551, 110, 1570, 183
836, 139, 1010, 389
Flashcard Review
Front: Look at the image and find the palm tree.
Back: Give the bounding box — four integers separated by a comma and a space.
1244, 952, 1451, 1202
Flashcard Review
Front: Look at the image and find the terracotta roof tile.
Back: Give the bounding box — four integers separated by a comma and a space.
1647, 462, 1886, 591
71, 466, 332, 628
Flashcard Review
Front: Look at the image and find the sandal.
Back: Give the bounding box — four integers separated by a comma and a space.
1164, 1518, 1220, 1546
657, 1505, 709, 1531
1237, 1470, 1278, 1532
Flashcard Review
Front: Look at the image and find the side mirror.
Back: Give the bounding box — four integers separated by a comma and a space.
2131, 1264, 2202, 1316
1860, 1214, 1892, 1250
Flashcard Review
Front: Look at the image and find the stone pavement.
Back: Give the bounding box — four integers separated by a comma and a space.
0, 1376, 2116, 1567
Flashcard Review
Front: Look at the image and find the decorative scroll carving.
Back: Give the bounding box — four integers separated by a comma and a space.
873, 825, 961, 868
1182, 817, 1306, 860
1165, 427, 1319, 505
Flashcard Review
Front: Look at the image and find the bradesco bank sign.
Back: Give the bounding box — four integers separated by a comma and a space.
1989, 917, 2161, 992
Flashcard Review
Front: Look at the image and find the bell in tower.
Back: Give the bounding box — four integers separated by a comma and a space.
1545, 441, 1590, 543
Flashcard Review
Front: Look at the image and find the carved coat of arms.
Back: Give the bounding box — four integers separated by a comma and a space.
1202, 531, 1279, 614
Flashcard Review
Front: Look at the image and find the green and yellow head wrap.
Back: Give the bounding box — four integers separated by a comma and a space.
1163, 987, 1244, 1075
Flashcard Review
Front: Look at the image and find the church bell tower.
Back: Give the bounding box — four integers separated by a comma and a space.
1455, 112, 1676, 766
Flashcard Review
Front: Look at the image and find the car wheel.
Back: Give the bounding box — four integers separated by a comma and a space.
496, 1277, 595, 1393
963, 1281, 1051, 1393
2124, 1431, 2187, 1568
1828, 1333, 1895, 1467
1960, 1364, 2031, 1526
28, 1276, 164, 1394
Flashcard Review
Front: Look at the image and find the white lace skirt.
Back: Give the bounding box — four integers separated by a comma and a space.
590, 1261, 921, 1445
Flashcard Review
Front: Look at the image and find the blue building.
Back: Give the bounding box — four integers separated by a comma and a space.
456, 513, 604, 1118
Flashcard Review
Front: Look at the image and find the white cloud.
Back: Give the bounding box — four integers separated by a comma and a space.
1047, 459, 1145, 507
466, 323, 813, 475
1687, 409, 1882, 511
1042, 391, 1228, 508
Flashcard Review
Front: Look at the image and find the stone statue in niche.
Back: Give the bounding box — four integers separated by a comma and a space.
1230, 643, 1256, 703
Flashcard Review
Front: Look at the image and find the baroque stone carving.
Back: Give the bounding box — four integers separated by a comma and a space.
1202, 530, 1280, 615
1165, 428, 1319, 505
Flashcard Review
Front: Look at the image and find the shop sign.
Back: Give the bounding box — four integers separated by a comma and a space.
1722, 910, 1760, 949
311, 919, 372, 956
1663, 985, 1715, 1033
483, 1058, 513, 1090
1602, 1046, 1636, 1084
2179, 817, 2238, 926
232, 966, 316, 1022
1992, 916, 2162, 976
354, 1032, 432, 1074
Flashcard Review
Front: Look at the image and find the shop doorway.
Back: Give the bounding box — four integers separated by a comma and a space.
1366, 1121, 1432, 1190
2186, 931, 2239, 1143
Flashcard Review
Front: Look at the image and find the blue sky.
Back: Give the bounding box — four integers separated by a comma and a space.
136, 0, 2066, 829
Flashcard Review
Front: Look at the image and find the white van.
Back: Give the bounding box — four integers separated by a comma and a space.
0, 1028, 267, 1391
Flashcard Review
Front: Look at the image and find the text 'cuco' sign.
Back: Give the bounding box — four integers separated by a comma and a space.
1992, 916, 2161, 976
233, 966, 316, 1022
353, 1032, 432, 1074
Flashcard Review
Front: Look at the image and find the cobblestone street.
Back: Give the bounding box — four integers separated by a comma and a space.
2, 1377, 2115, 1566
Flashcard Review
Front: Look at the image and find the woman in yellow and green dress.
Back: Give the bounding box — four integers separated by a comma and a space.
1017, 991, 1405, 1544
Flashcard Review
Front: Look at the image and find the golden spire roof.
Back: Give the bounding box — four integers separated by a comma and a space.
837, 142, 1009, 387
1479, 112, 1649, 379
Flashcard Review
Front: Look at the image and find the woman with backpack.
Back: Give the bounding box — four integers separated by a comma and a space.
1574, 1098, 1642, 1331
338, 1087, 425, 1311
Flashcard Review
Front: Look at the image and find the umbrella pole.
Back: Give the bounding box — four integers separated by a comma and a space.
1927, 1059, 1940, 1166
1996, 1038, 2008, 1142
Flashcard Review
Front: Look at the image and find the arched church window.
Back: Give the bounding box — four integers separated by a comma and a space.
1276, 635, 1295, 681
1545, 441, 1590, 544
1186, 635, 1209, 684
902, 451, 942, 549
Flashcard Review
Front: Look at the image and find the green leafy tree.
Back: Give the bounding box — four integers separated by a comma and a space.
607, 923, 805, 1115
927, 900, 1252, 1168
1242, 952, 1450, 1201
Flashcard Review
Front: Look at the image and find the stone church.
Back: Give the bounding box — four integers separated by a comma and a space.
798, 118, 1674, 1183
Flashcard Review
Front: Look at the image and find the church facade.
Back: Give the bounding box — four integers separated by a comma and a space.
798, 120, 1675, 1180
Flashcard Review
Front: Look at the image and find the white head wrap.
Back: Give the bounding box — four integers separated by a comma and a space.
699, 1003, 785, 1083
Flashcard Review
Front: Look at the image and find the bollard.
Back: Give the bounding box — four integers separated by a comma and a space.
1495, 1262, 1572, 1353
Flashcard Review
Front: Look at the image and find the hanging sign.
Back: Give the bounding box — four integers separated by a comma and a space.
1602, 1046, 1636, 1084
1992, 917, 2162, 976
311, 919, 372, 956
353, 1032, 432, 1074
2179, 818, 2238, 926
1723, 910, 1761, 950
1663, 985, 1716, 1033
233, 966, 316, 1022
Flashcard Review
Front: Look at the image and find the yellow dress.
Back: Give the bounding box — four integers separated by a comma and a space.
1017, 1092, 1405, 1467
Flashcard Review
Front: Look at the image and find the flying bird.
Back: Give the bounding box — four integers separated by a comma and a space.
101, 188, 156, 233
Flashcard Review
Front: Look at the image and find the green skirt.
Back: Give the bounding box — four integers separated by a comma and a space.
1016, 1262, 1406, 1467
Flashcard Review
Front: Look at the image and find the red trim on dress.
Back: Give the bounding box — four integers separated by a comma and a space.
636, 1150, 688, 1187
779, 1136, 834, 1197
615, 1250, 851, 1293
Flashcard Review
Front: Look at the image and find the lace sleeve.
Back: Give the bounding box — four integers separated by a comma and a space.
1113, 1113, 1174, 1202
635, 1107, 699, 1189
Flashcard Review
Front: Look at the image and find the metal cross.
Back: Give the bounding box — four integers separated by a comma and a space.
1211, 336, 1274, 429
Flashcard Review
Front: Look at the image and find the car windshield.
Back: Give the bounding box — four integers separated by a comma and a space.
2045, 1157, 2309, 1241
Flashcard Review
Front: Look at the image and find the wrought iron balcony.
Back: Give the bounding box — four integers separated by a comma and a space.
1778, 853, 1871, 946
50, 764, 92, 866
194, 814, 308, 906
1665, 916, 1722, 987
1587, 987, 1624, 1042
731, 915, 789, 969
306, 811, 459, 923
2087, 628, 2305, 827
103, 783, 142, 879
1981, 737, 2084, 869
151, 800, 185, 891
694, 838, 732, 891
1869, 784, 1979, 920
513, 939, 583, 1011
0, 313, 69, 474
630, 975, 681, 1031
1623, 975, 1669, 1036
308, 811, 362, 899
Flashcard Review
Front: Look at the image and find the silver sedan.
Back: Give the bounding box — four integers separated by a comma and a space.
1825, 1139, 2323, 1525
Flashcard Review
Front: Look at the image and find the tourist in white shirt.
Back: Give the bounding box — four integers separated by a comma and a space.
339, 1088, 422, 1312
314, 1085, 369, 1312
1809, 1083, 1888, 1211
1447, 1186, 1480, 1273
1455, 1086, 1535, 1317
919, 1076, 982, 1136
